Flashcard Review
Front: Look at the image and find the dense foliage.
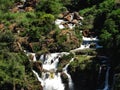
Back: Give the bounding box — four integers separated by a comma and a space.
0, 0, 120, 89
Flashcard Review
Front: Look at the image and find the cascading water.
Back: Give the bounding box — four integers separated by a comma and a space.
96, 55, 111, 90
24, 50, 37, 61
98, 66, 102, 78
32, 70, 44, 86
103, 66, 110, 90
63, 58, 74, 90
39, 53, 65, 90
25, 31, 103, 90
43, 72, 64, 90
26, 52, 75, 90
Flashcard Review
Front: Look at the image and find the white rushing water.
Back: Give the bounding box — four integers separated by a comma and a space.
63, 58, 74, 90
97, 66, 102, 83
82, 36, 99, 41
25, 50, 36, 61
43, 72, 64, 90
26, 52, 73, 90
32, 70, 44, 86
40, 53, 65, 90
70, 36, 100, 52
40, 52, 70, 90
41, 53, 60, 71
103, 66, 110, 90
25, 33, 103, 90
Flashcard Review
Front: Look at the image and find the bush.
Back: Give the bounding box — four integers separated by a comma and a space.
36, 0, 63, 15
0, 30, 15, 43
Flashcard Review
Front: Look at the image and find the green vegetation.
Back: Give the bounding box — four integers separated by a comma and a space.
57, 53, 74, 71
69, 55, 96, 72
0, 0, 120, 89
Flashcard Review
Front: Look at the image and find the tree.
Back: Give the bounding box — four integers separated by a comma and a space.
0, 0, 15, 12
36, 0, 63, 15
0, 52, 26, 90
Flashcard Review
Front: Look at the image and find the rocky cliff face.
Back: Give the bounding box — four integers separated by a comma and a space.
68, 55, 98, 90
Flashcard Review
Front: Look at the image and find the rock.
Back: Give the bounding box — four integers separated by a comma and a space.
82, 30, 90, 37
25, 7, 34, 12
64, 13, 73, 21
33, 61, 43, 72
71, 19, 79, 24
62, 11, 69, 17
11, 7, 19, 13
113, 73, 120, 90
16, 36, 28, 45
56, 11, 83, 30
61, 72, 69, 83
45, 38, 54, 45
11, 42, 22, 52
9, 23, 17, 31
62, 22, 69, 29
0, 23, 4, 30
74, 12, 84, 20
58, 13, 64, 19
24, 0, 38, 8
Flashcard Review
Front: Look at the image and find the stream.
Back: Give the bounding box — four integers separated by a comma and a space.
25, 35, 108, 90
25, 17, 111, 90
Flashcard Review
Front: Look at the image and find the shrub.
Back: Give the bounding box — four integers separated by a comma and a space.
0, 30, 15, 43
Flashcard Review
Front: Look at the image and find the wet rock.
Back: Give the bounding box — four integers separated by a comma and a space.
71, 19, 79, 24
74, 12, 84, 20
82, 30, 90, 37
58, 13, 64, 19
64, 13, 73, 22
55, 11, 83, 29
33, 61, 43, 73
63, 11, 70, 17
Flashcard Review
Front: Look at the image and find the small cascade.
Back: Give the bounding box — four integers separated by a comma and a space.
98, 66, 102, 82
70, 44, 90, 52
82, 36, 99, 41
63, 58, 74, 90
25, 32, 103, 90
43, 73, 64, 90
39, 53, 65, 90
103, 66, 110, 90
26, 52, 74, 90
25, 50, 36, 61
70, 35, 102, 52
32, 70, 44, 86
42, 53, 60, 71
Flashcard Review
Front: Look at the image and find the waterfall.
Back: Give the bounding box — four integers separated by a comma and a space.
41, 53, 62, 71
63, 58, 74, 90
25, 34, 103, 90
26, 52, 36, 61
43, 72, 64, 90
39, 53, 65, 90
32, 70, 44, 86
103, 66, 110, 90
97, 66, 102, 88
25, 52, 74, 90
99, 66, 102, 77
